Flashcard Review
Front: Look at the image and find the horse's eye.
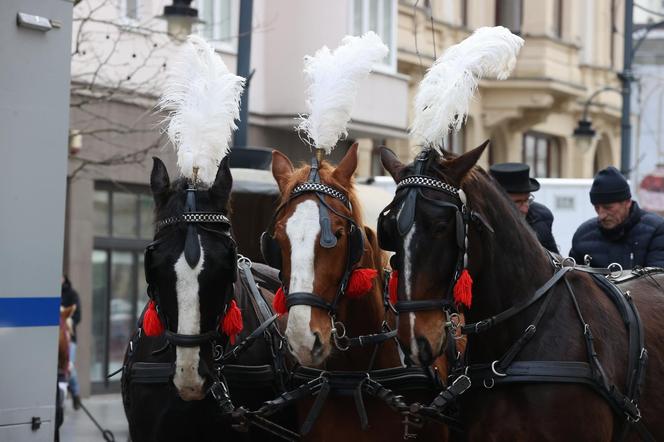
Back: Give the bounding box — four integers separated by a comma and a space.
335, 228, 345, 239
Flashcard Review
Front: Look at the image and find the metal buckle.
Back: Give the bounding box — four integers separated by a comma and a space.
451, 374, 471, 394
626, 400, 642, 423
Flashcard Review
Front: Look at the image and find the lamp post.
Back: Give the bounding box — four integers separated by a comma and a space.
574, 0, 664, 178
159, 0, 201, 39
573, 86, 620, 154
620, 0, 634, 177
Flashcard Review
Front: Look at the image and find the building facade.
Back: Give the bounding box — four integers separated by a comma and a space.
66, 0, 625, 395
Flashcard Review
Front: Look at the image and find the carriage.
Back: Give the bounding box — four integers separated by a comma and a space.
119, 30, 664, 442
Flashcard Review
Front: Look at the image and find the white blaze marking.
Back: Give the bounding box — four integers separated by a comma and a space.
284, 200, 320, 364
402, 217, 418, 360
173, 242, 205, 400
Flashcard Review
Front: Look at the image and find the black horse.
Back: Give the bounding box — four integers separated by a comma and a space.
378, 143, 664, 441
121, 158, 293, 442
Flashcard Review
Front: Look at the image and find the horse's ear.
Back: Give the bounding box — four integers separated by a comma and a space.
332, 143, 358, 184
380, 146, 404, 182
151, 157, 170, 204
209, 157, 232, 207
272, 150, 294, 193
445, 139, 489, 185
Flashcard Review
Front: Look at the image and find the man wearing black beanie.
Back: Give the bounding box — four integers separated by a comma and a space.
569, 166, 664, 268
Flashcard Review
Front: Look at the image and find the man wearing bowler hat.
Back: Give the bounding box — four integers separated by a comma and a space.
490, 162, 559, 253
569, 166, 664, 269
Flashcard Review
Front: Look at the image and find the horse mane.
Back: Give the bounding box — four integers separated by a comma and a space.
429, 156, 551, 306
461, 166, 546, 258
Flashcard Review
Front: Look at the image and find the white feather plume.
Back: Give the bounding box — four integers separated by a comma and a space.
297, 32, 388, 153
158, 35, 245, 185
410, 26, 524, 152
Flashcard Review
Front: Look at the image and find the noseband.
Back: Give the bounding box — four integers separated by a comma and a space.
145, 182, 236, 348
378, 149, 493, 315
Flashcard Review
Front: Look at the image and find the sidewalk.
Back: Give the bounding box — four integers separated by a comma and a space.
60, 393, 129, 442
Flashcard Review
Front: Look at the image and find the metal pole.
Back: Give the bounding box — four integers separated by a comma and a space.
621, 0, 634, 177
234, 0, 253, 148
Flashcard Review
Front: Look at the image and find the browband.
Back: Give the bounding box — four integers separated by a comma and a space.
291, 182, 351, 209
396, 175, 461, 200
156, 212, 231, 231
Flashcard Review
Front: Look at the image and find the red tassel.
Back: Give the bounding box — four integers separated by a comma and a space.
273, 286, 288, 315
388, 271, 398, 305
453, 269, 473, 308
143, 300, 164, 337
346, 268, 378, 298
221, 300, 243, 345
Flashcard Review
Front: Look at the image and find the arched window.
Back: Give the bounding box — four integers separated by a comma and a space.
522, 132, 561, 177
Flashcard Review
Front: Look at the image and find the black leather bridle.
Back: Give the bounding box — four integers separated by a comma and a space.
260, 156, 365, 315
378, 149, 493, 314
145, 182, 236, 349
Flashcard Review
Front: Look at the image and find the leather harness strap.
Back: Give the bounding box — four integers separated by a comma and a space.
451, 264, 656, 441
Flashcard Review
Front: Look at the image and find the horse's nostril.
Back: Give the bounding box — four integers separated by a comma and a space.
312, 332, 323, 356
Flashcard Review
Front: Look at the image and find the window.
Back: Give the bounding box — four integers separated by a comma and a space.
352, 0, 397, 70
91, 183, 152, 387
522, 132, 561, 178
121, 0, 140, 19
197, 0, 236, 48
496, 0, 522, 34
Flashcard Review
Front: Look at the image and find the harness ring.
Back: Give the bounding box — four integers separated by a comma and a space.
491, 360, 507, 377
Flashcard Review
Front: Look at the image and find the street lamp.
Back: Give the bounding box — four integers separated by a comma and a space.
159, 0, 201, 39
573, 120, 596, 153
573, 86, 620, 154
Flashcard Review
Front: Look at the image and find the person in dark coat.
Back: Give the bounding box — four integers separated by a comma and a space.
490, 163, 559, 253
61, 276, 81, 409
569, 166, 664, 269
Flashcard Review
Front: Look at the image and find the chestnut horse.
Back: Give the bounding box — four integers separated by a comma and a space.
378, 142, 664, 440
265, 145, 447, 441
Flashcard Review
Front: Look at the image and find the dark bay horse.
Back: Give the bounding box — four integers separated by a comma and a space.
265, 144, 446, 441
379, 142, 664, 441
